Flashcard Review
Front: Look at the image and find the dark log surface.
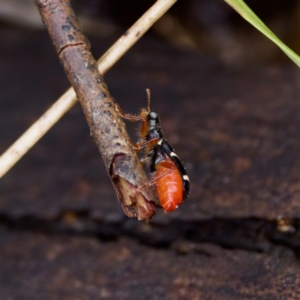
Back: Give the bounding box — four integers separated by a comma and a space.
1, 25, 300, 299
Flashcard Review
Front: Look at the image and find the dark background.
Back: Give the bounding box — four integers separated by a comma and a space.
1, 0, 300, 299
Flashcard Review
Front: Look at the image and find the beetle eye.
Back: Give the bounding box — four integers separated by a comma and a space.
148, 111, 158, 120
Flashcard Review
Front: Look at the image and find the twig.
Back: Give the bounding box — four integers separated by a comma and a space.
32, 0, 167, 220
0, 0, 177, 179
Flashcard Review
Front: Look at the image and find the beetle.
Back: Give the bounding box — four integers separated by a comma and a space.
115, 89, 190, 212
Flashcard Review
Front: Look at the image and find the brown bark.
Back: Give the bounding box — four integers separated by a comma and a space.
35, 0, 156, 220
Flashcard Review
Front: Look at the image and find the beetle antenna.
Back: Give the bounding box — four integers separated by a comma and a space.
146, 88, 151, 112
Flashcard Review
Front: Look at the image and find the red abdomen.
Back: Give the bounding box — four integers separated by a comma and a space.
154, 157, 184, 213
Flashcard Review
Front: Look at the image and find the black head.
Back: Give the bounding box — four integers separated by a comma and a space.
144, 89, 161, 131
143, 89, 163, 145
147, 111, 160, 129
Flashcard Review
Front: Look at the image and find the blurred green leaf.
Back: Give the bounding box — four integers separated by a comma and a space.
224, 0, 300, 67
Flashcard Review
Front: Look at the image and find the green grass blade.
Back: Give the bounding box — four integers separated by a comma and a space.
224, 0, 300, 67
